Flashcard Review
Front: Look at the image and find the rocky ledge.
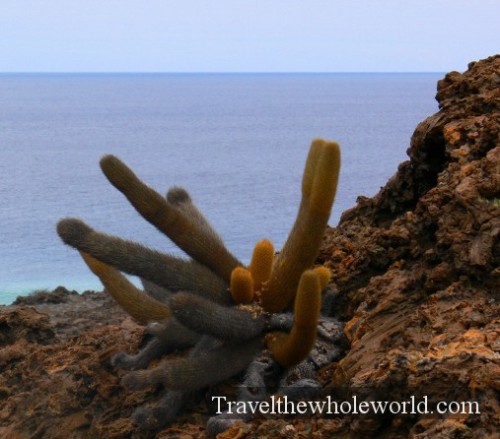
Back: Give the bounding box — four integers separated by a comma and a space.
0, 55, 498, 438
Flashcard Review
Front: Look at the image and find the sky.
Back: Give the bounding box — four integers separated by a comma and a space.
0, 0, 498, 73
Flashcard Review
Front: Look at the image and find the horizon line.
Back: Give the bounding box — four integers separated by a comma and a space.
0, 70, 445, 75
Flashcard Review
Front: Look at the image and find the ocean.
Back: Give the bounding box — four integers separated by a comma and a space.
0, 73, 441, 304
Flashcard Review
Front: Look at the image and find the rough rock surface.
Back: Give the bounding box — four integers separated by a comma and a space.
316, 54, 499, 438
0, 55, 498, 438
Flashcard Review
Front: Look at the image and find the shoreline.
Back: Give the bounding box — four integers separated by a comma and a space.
1, 286, 128, 341
0, 282, 102, 307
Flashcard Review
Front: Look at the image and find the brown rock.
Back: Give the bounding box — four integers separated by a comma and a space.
318, 54, 499, 437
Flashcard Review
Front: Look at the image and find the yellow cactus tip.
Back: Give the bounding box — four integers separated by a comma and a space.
255, 238, 274, 252
249, 239, 275, 292
314, 266, 332, 290
310, 138, 341, 154
230, 266, 254, 304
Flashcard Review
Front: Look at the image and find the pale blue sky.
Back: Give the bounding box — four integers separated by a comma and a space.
0, 0, 498, 72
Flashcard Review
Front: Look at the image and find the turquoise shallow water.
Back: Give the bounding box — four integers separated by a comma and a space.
0, 73, 441, 304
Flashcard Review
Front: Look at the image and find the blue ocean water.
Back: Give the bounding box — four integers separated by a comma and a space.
0, 73, 441, 305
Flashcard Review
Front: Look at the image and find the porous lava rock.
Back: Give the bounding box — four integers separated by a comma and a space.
316, 54, 499, 438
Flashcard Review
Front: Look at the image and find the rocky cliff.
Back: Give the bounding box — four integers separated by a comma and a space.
316, 54, 499, 438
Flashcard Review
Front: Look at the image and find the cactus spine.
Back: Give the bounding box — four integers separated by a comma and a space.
314, 265, 332, 290
100, 155, 242, 282
230, 267, 254, 304
260, 139, 340, 312
122, 337, 262, 391
57, 218, 231, 304
249, 239, 274, 293
80, 252, 170, 324
266, 269, 322, 366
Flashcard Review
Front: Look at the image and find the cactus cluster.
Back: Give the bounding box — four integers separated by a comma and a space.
57, 139, 342, 433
